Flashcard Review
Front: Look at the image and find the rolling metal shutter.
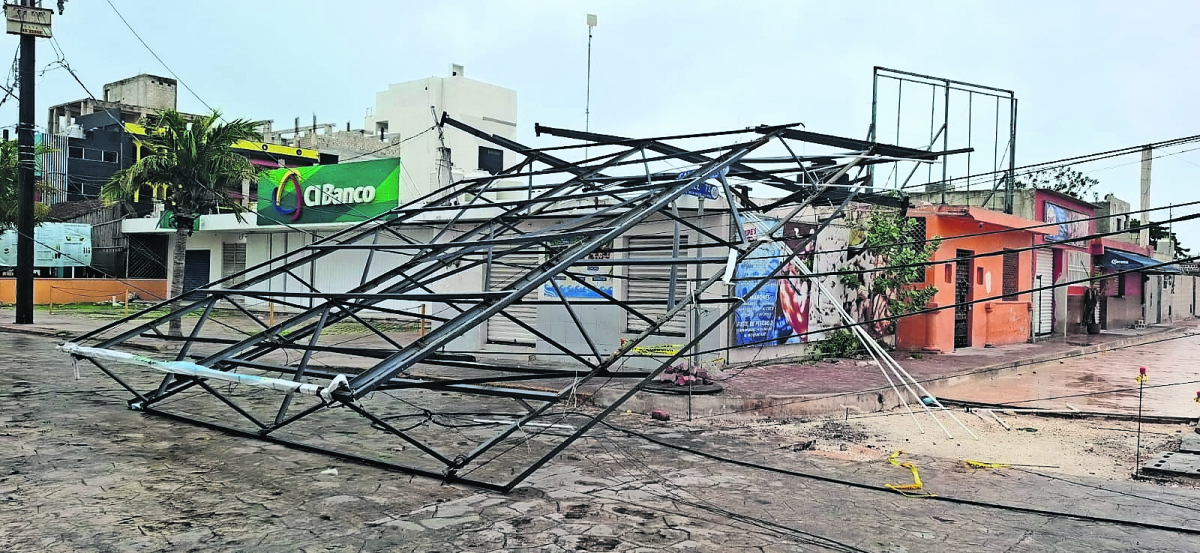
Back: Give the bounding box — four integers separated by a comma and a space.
625, 236, 688, 336
486, 252, 540, 346
1034, 248, 1053, 335
221, 243, 247, 305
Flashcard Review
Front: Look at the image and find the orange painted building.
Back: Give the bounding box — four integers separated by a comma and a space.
897, 206, 1049, 353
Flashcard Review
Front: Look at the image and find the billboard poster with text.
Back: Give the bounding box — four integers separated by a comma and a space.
543, 240, 614, 299
257, 158, 401, 226
1044, 202, 1089, 243
0, 223, 91, 267
732, 220, 814, 347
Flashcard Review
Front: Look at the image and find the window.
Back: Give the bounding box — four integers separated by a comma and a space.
70, 146, 118, 163
478, 146, 503, 175
1117, 274, 1126, 297
1002, 250, 1019, 300
1066, 250, 1090, 284
905, 217, 928, 283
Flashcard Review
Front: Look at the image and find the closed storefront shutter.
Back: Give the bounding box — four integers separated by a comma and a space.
1034, 248, 1054, 335
486, 252, 540, 346
221, 243, 247, 305
625, 236, 688, 336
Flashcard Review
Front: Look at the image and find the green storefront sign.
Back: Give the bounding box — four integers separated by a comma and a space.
256, 158, 401, 226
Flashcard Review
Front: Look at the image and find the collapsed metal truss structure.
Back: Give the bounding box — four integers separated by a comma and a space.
63, 115, 961, 491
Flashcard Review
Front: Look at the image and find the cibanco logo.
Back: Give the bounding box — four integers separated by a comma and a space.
270, 171, 379, 222
270, 170, 304, 222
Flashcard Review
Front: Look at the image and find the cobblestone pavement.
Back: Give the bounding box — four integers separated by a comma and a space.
5, 333, 1200, 552
932, 326, 1200, 416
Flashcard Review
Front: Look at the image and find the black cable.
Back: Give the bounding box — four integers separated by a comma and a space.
686, 328, 1200, 421
899, 134, 1200, 191
1012, 468, 1200, 515
103, 0, 214, 114
476, 204, 1200, 288
683, 252, 1200, 356
601, 421, 1200, 536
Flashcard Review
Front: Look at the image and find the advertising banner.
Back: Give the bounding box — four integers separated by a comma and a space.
1044, 202, 1089, 243
257, 158, 401, 226
0, 222, 91, 267
543, 239, 614, 299
732, 221, 814, 347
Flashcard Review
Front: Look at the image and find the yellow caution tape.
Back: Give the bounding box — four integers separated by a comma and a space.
964, 460, 1010, 469
885, 451, 934, 497
629, 345, 683, 356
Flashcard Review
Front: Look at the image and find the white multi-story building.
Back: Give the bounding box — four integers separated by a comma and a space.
120, 65, 528, 318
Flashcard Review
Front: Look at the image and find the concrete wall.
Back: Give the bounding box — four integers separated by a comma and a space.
0, 278, 166, 304
909, 189, 1036, 219
102, 75, 178, 111
1095, 194, 1133, 234
1160, 274, 1197, 322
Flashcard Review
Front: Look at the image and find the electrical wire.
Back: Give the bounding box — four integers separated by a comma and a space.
600, 421, 1200, 536
685, 329, 1200, 422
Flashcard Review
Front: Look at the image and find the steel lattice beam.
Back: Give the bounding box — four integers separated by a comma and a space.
61, 115, 963, 490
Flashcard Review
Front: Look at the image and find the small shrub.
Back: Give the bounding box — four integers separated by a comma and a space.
813, 329, 862, 359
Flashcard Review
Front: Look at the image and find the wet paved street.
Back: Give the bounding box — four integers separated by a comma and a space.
931, 326, 1200, 417
6, 332, 1200, 551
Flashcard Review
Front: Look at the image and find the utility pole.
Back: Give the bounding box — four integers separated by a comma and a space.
7, 0, 55, 324
1139, 146, 1152, 249
584, 14, 596, 159
585, 14, 597, 133
14, 14, 33, 323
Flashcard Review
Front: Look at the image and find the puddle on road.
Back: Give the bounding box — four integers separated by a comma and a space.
930, 335, 1200, 417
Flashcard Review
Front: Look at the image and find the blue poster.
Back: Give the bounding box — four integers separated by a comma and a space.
544, 248, 614, 299
733, 243, 784, 346
733, 221, 815, 347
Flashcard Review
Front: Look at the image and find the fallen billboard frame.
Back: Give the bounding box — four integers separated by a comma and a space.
60, 115, 959, 491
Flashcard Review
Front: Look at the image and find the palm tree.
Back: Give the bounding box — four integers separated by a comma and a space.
102, 110, 260, 335
0, 140, 52, 231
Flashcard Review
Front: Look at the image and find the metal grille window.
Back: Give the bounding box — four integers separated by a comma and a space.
1066, 250, 1090, 284
625, 235, 688, 336
1002, 250, 1019, 300
906, 217, 927, 283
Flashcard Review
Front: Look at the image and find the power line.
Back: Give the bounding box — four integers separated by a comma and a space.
685, 326, 1200, 422
600, 421, 1200, 536
905, 135, 1200, 194
102, 0, 214, 114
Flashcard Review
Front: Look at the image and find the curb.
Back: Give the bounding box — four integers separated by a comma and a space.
0, 324, 73, 339
920, 326, 1190, 394
0, 324, 167, 353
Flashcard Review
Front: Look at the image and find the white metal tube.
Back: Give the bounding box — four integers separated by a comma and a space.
60, 343, 349, 402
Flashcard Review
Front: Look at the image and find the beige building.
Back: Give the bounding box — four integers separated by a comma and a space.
46, 74, 178, 134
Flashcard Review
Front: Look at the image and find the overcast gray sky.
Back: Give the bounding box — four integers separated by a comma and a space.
11, 1, 1200, 247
